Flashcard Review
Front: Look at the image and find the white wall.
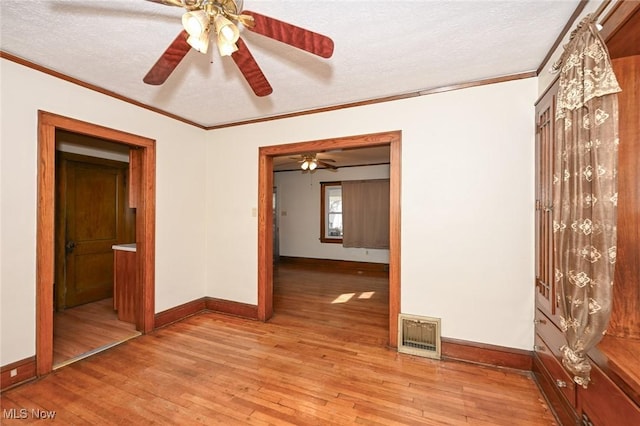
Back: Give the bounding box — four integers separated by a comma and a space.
0, 59, 208, 366
274, 164, 390, 264
0, 56, 538, 368
206, 77, 537, 350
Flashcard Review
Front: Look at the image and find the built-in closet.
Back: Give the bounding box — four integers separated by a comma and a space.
533, 2, 640, 425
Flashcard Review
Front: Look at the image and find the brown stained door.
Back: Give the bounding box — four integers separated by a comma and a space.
56, 153, 130, 309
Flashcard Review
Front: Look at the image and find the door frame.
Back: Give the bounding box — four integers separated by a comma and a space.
37, 111, 156, 375
257, 130, 401, 347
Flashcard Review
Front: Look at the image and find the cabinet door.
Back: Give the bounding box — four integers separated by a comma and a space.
535, 80, 560, 325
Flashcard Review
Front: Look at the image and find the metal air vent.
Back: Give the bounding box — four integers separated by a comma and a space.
398, 314, 441, 359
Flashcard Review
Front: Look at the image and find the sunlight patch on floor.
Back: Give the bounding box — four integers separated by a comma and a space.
331, 293, 355, 304
331, 291, 376, 303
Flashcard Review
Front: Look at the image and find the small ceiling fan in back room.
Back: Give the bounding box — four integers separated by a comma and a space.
144, 0, 334, 96
290, 153, 337, 171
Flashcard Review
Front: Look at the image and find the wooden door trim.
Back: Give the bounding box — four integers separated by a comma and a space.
257, 130, 402, 347
37, 111, 156, 375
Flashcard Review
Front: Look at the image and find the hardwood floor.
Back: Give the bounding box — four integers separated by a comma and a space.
273, 263, 390, 347
1, 264, 556, 424
53, 298, 140, 368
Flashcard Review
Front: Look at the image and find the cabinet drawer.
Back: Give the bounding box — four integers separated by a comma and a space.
580, 362, 640, 426
535, 333, 576, 406
535, 309, 566, 358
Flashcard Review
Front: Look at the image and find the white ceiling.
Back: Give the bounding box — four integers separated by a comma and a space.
0, 0, 580, 129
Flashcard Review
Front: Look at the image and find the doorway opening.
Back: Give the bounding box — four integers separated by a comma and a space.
36, 111, 156, 375
53, 135, 140, 368
257, 131, 401, 346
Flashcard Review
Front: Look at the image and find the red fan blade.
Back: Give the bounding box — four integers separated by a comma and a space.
243, 11, 334, 58
143, 30, 191, 85
231, 38, 273, 97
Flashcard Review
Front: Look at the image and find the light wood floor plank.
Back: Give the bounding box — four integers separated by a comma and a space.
1, 264, 556, 424
53, 298, 140, 367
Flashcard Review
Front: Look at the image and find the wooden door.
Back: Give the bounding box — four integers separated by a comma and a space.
56, 153, 130, 309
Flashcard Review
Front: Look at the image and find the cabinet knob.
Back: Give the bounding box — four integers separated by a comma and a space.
555, 379, 567, 388
534, 345, 545, 352
534, 319, 547, 325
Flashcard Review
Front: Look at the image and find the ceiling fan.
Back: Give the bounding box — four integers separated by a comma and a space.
290, 153, 337, 171
143, 0, 334, 96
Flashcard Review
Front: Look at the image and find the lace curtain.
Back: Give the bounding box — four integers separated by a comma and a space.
552, 14, 621, 388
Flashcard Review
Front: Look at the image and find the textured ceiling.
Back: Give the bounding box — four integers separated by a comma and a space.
0, 1, 580, 128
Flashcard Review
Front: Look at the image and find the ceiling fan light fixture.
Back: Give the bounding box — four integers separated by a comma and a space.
216, 39, 238, 56
182, 10, 209, 37
301, 161, 309, 170
187, 31, 210, 54
214, 14, 239, 44
309, 160, 318, 171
